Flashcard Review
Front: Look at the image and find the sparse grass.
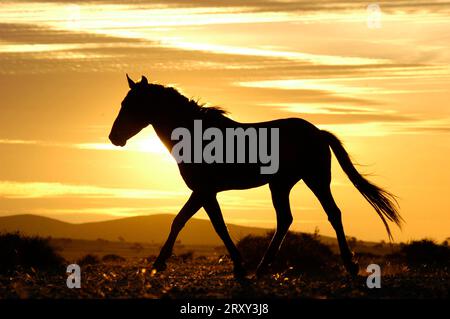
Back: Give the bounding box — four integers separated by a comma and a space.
0, 232, 65, 273
237, 231, 339, 275
1, 255, 448, 299
0, 236, 449, 299
178, 251, 194, 262
102, 254, 126, 263
77, 254, 100, 266
145, 255, 157, 263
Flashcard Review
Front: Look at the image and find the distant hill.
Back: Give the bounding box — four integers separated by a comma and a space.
0, 214, 272, 246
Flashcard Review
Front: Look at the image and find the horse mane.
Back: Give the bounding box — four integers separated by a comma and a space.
149, 84, 229, 120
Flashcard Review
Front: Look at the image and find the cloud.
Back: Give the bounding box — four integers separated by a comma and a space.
4, 0, 444, 72
0, 139, 63, 147
8, 0, 450, 15
0, 181, 185, 199
0, 180, 305, 223
0, 2, 298, 30
260, 103, 416, 125
318, 118, 450, 136
30, 207, 180, 219
235, 78, 442, 96
159, 41, 389, 66
1, 0, 449, 136
258, 99, 450, 134
2, 1, 448, 80
75, 136, 167, 154
406, 127, 450, 133
0, 23, 139, 44
390, 118, 450, 134
272, 104, 395, 115
0, 134, 169, 155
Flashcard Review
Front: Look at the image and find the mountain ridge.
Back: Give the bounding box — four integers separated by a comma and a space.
0, 213, 272, 246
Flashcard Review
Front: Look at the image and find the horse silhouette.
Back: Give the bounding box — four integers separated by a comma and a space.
109, 75, 402, 279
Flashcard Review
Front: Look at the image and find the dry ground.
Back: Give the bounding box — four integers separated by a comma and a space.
1, 255, 448, 299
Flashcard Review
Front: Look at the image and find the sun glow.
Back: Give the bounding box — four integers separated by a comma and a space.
1, 0, 450, 242
77, 129, 171, 157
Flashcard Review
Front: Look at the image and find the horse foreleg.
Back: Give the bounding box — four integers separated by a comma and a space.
256, 184, 293, 278
203, 194, 247, 279
152, 192, 202, 272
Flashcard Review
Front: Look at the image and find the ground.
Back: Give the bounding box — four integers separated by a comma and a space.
1, 255, 448, 299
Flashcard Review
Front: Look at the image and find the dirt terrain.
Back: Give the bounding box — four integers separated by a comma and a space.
1, 255, 448, 299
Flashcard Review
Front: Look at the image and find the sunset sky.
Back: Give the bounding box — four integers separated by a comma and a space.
0, 0, 449, 242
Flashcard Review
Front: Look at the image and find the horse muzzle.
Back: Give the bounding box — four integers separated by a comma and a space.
109, 133, 127, 147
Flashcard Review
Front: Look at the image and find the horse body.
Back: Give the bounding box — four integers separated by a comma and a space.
109, 75, 402, 279
156, 117, 322, 193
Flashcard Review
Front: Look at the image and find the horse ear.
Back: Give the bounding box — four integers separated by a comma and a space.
126, 74, 136, 89
141, 75, 148, 85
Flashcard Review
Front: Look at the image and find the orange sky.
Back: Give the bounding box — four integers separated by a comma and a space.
0, 1, 449, 242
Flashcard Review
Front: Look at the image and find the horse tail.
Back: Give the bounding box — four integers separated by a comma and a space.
321, 130, 403, 240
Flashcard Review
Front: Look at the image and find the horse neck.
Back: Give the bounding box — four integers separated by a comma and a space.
150, 101, 202, 151
149, 92, 233, 151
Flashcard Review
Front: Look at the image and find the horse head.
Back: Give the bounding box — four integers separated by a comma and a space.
109, 74, 152, 147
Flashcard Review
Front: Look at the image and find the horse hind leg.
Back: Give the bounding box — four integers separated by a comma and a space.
304, 174, 359, 277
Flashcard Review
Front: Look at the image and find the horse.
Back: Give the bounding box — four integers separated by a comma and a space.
109, 74, 402, 279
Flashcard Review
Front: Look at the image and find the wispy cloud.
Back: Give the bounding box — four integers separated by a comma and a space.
2, 0, 449, 82
265, 103, 395, 115
159, 41, 389, 66
75, 136, 168, 155
0, 3, 298, 30
0, 139, 64, 147
235, 78, 438, 96
0, 181, 184, 199
318, 118, 450, 136
7, 0, 450, 16
31, 207, 178, 219
0, 133, 169, 155
262, 102, 417, 122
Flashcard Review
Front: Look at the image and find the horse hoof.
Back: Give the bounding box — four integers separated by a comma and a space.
152, 261, 167, 272
346, 261, 359, 277
255, 265, 269, 279
233, 265, 248, 280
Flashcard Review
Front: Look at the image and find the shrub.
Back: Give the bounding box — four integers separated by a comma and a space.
102, 254, 126, 263
0, 232, 65, 273
130, 243, 144, 251
392, 239, 450, 270
179, 251, 194, 262
236, 231, 338, 275
145, 255, 157, 263
77, 254, 100, 266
